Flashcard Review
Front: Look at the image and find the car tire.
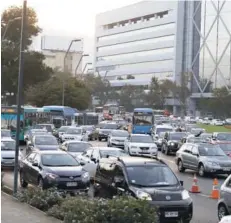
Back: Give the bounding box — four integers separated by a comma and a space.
198, 164, 205, 177
218, 203, 229, 220
178, 160, 185, 172
20, 171, 28, 188
38, 177, 45, 190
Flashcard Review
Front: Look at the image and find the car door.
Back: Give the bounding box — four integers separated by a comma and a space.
223, 177, 231, 213
23, 152, 37, 183
190, 146, 200, 170
181, 144, 193, 169
29, 153, 41, 185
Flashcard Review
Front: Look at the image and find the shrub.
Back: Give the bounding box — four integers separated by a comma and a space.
17, 187, 63, 211
48, 196, 158, 223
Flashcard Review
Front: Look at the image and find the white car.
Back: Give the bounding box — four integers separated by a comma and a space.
212, 119, 224, 126
153, 125, 173, 138
1, 129, 12, 139
61, 127, 88, 142
219, 215, 231, 223
124, 134, 158, 156
107, 130, 129, 148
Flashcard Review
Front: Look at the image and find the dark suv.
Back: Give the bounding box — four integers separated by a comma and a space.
90, 156, 193, 223
162, 132, 188, 155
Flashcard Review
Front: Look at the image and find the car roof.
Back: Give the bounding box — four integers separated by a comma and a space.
1, 138, 15, 142
65, 140, 91, 144
118, 156, 165, 166
34, 134, 55, 138
37, 150, 67, 155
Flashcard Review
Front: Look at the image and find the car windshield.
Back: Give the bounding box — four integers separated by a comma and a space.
57, 127, 69, 132
82, 126, 93, 131
169, 133, 187, 140
35, 136, 58, 145
41, 154, 79, 166
1, 141, 15, 150
111, 131, 129, 137
131, 135, 153, 143
217, 133, 231, 141
37, 125, 52, 132
68, 143, 91, 152
126, 166, 179, 187
156, 128, 173, 135
133, 115, 152, 125
191, 129, 204, 134
66, 129, 81, 135
218, 144, 231, 152
102, 124, 118, 129
198, 145, 226, 156
100, 149, 128, 158
1, 130, 11, 137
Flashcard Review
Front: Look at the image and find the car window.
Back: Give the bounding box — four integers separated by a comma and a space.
26, 153, 36, 162
131, 135, 153, 143
1, 141, 15, 151
184, 145, 193, 153
33, 154, 40, 164
68, 143, 91, 152
198, 145, 226, 156
66, 128, 82, 134
35, 136, 58, 145
226, 178, 231, 188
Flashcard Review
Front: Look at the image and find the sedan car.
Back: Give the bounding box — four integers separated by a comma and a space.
176, 143, 231, 177
19, 150, 90, 193
26, 135, 59, 155
124, 134, 158, 156
107, 130, 129, 148
218, 174, 231, 220
60, 140, 92, 159
60, 127, 87, 143
98, 123, 120, 141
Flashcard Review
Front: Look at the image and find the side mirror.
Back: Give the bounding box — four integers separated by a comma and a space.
91, 157, 96, 163
180, 180, 184, 186
32, 162, 38, 167
80, 161, 85, 166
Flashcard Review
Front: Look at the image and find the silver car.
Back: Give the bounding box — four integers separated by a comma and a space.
61, 127, 88, 142
176, 143, 231, 177
107, 130, 129, 148
1, 138, 16, 167
218, 174, 231, 220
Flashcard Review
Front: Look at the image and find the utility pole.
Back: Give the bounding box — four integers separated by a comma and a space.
13, 0, 27, 196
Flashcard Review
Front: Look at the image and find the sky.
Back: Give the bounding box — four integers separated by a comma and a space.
0, 0, 143, 55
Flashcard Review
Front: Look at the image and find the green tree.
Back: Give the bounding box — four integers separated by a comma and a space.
25, 72, 91, 110
1, 6, 52, 103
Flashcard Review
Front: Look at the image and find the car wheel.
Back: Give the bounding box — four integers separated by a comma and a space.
218, 203, 228, 220
198, 164, 205, 177
38, 178, 45, 190
20, 171, 28, 188
88, 183, 95, 198
178, 160, 185, 172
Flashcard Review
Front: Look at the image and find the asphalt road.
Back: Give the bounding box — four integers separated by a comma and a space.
2, 141, 226, 223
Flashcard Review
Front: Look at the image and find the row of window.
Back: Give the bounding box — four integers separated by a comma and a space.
97, 47, 174, 61
97, 35, 175, 52
103, 10, 171, 30
98, 23, 175, 41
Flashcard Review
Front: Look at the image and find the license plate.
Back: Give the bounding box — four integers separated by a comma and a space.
165, 212, 178, 217
223, 168, 230, 171
66, 182, 77, 187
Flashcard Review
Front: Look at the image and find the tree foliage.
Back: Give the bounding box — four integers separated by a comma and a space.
25, 72, 91, 110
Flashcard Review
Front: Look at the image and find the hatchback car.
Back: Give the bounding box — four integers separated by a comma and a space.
60, 127, 87, 143
218, 174, 231, 220
90, 156, 193, 223
1, 138, 16, 168
19, 150, 90, 193
176, 143, 231, 177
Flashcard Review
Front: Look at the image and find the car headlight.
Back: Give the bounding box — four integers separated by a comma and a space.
181, 190, 190, 200
151, 147, 157, 151
136, 190, 152, 200
81, 172, 90, 181
206, 161, 220, 167
46, 173, 59, 179
170, 142, 175, 146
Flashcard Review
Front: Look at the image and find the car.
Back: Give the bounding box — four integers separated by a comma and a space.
24, 129, 48, 142
153, 124, 174, 138
176, 143, 231, 177
19, 150, 90, 193
107, 130, 129, 148
124, 134, 158, 156
212, 119, 224, 126
54, 126, 70, 139
154, 132, 166, 151
90, 156, 193, 223
60, 127, 88, 143
26, 135, 59, 155
200, 133, 212, 142
1, 138, 16, 168
98, 123, 120, 141
212, 132, 231, 142
218, 174, 231, 220
35, 124, 55, 133
1, 129, 12, 139
80, 125, 97, 141
60, 140, 92, 159
78, 147, 129, 178
161, 132, 188, 155
213, 142, 231, 157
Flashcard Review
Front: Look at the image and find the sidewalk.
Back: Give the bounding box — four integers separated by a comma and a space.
1, 192, 62, 223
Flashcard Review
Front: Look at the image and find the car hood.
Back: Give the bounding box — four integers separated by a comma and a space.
35, 145, 59, 150
203, 156, 231, 163
130, 143, 157, 147
44, 166, 85, 176
63, 134, 83, 138
1, 150, 15, 158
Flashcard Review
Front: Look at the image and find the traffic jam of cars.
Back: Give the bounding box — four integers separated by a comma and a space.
1, 112, 231, 223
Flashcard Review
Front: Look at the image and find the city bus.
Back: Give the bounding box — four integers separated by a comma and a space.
75, 112, 99, 125
132, 108, 154, 134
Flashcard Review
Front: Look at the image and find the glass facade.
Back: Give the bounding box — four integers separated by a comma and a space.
196, 0, 231, 92
98, 23, 175, 41
97, 35, 174, 52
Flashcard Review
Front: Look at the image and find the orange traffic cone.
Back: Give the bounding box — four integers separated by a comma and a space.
210, 178, 220, 199
189, 174, 201, 193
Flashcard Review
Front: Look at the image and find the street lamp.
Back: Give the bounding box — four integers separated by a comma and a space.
83, 62, 93, 74
75, 53, 89, 77
63, 38, 82, 73
2, 17, 21, 41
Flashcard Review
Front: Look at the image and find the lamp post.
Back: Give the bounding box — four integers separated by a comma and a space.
2, 17, 21, 41
13, 0, 27, 197
75, 54, 89, 77
83, 62, 93, 74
